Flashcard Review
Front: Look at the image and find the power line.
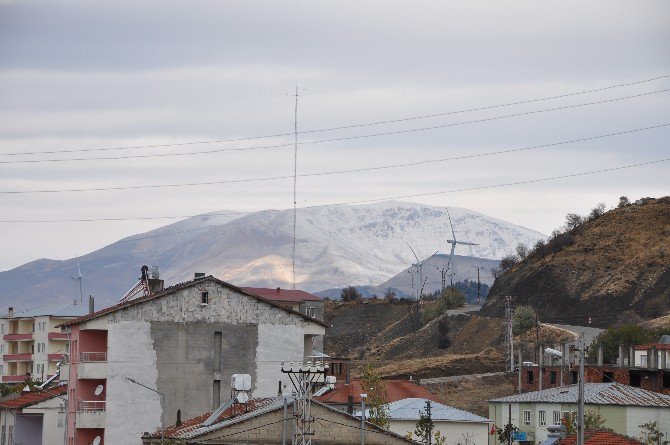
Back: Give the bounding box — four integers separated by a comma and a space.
3, 73, 668, 157
3, 123, 666, 195
2, 89, 668, 165
1, 156, 666, 223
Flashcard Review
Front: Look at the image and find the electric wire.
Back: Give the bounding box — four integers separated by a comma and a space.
1, 156, 667, 223
2, 88, 668, 165
2, 123, 667, 194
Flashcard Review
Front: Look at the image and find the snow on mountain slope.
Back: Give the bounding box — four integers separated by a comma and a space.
0, 201, 545, 308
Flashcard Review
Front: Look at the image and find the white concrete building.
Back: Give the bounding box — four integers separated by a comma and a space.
633, 336, 670, 369
60, 275, 326, 445
488, 383, 670, 445
380, 398, 492, 445
0, 303, 88, 384
0, 384, 67, 445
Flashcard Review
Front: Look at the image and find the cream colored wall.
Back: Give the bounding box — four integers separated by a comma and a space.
23, 396, 66, 445
389, 419, 490, 445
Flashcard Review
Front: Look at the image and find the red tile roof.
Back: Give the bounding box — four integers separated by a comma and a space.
242, 287, 321, 302
314, 379, 441, 405
635, 342, 670, 351
0, 385, 67, 410
58, 276, 326, 328
556, 430, 642, 445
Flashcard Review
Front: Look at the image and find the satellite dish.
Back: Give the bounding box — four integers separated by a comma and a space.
94, 385, 104, 396
92, 436, 101, 445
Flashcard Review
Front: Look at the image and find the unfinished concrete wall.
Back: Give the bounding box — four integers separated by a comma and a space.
105, 321, 161, 445
255, 324, 303, 397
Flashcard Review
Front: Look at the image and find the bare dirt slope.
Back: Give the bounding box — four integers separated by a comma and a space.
482, 197, 670, 327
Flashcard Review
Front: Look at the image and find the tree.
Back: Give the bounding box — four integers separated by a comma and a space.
638, 421, 663, 445
499, 254, 519, 272
618, 196, 630, 208
562, 410, 609, 435
564, 213, 584, 230
413, 403, 445, 445
589, 325, 670, 364
361, 364, 389, 429
496, 424, 519, 444
340, 286, 362, 302
442, 286, 466, 310
515, 243, 529, 260
384, 288, 397, 303
588, 202, 607, 220
513, 305, 536, 335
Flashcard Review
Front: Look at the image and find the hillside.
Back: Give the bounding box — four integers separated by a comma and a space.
481, 197, 670, 326
0, 201, 544, 309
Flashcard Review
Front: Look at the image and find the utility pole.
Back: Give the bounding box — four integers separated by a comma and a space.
577, 335, 585, 445
360, 393, 367, 445
475, 266, 483, 305
505, 296, 514, 372
437, 266, 448, 293
282, 360, 326, 445
426, 400, 433, 445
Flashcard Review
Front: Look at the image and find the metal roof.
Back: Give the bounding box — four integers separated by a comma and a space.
242, 287, 322, 302
489, 383, 670, 407
2, 302, 89, 318
364, 398, 491, 423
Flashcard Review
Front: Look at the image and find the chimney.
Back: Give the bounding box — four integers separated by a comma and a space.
276, 287, 281, 293
176, 409, 182, 427
88, 296, 95, 314
194, 273, 206, 280
8, 307, 13, 318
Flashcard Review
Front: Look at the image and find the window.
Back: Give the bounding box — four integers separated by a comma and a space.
640, 354, 648, 366
201, 291, 209, 305
0, 345, 4, 354
1, 324, 4, 334
663, 373, 670, 389
550, 371, 556, 384
306, 307, 315, 318
0, 365, 3, 376
527, 370, 534, 384
571, 370, 578, 384
524, 410, 531, 425
539, 410, 546, 426
553, 411, 561, 425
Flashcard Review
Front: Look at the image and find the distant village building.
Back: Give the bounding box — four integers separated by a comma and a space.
488, 383, 670, 445
59, 275, 326, 445
361, 398, 492, 445
0, 302, 89, 384
0, 385, 67, 445
553, 429, 643, 445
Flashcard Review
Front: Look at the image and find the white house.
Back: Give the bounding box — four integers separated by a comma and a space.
488, 383, 670, 445
0, 384, 67, 445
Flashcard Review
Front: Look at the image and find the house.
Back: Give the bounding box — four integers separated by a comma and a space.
141, 395, 416, 445
58, 274, 326, 445
0, 384, 67, 445
242, 287, 324, 320
369, 398, 492, 445
633, 335, 670, 369
315, 379, 442, 413
488, 383, 670, 444
0, 302, 89, 383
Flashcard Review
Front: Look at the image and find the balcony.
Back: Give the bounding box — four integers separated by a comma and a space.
3, 333, 33, 341
78, 352, 107, 379
48, 353, 66, 362
3, 353, 32, 362
1, 374, 31, 383
76, 401, 106, 429
48, 332, 68, 341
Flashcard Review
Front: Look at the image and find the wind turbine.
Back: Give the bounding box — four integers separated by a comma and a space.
71, 261, 84, 303
446, 209, 478, 286
407, 244, 438, 300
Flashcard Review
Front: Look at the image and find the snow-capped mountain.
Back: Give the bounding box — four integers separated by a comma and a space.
0, 201, 545, 309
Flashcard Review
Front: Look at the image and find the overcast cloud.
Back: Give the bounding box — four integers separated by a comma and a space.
0, 0, 669, 271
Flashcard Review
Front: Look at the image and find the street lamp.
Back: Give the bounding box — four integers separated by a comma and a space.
126, 377, 165, 445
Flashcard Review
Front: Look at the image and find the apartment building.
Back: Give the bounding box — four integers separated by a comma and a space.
0, 302, 89, 384
59, 275, 326, 445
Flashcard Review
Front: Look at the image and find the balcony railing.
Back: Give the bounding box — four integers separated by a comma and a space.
48, 353, 66, 362
3, 353, 32, 362
3, 333, 33, 341
80, 352, 107, 363
1, 375, 31, 383
48, 332, 69, 341
78, 400, 106, 411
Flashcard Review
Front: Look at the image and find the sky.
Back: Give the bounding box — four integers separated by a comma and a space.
0, 0, 669, 271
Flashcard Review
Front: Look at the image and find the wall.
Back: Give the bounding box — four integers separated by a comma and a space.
105, 320, 161, 445
390, 419, 489, 445
624, 406, 670, 440
24, 396, 66, 445
256, 324, 303, 398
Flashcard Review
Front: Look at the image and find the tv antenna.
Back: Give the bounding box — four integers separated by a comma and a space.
71, 261, 84, 303
446, 208, 477, 286
407, 244, 437, 300
289, 86, 307, 291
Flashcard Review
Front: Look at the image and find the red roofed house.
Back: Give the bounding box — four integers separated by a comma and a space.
59, 275, 326, 445
555, 429, 643, 445
315, 379, 442, 414
0, 385, 67, 445
242, 287, 324, 320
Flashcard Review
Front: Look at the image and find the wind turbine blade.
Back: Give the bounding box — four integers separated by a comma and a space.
457, 241, 478, 246
407, 243, 420, 264
446, 208, 457, 241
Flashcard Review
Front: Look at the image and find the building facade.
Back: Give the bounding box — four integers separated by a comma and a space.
0, 303, 89, 384
0, 385, 67, 445
60, 276, 326, 445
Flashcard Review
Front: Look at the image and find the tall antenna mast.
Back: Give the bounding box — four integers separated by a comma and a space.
292, 86, 298, 291
71, 261, 83, 303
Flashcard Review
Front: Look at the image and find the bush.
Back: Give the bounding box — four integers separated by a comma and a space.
443, 286, 466, 309
588, 202, 607, 221
564, 213, 584, 230
513, 305, 536, 335
384, 288, 397, 303
515, 243, 529, 260
340, 286, 362, 302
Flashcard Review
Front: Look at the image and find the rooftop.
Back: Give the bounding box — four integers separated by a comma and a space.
0, 385, 67, 410
2, 301, 89, 318
315, 379, 441, 405
634, 342, 670, 351
242, 287, 321, 302
367, 398, 491, 423
489, 383, 670, 407
58, 276, 327, 328
556, 429, 642, 445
